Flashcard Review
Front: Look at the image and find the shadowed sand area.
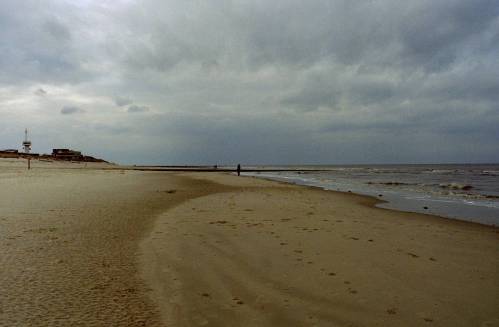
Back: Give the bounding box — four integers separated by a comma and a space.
1, 163, 498, 326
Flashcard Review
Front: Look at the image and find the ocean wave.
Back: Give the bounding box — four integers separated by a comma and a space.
366, 181, 417, 186
438, 183, 473, 190
426, 169, 458, 174
481, 171, 498, 176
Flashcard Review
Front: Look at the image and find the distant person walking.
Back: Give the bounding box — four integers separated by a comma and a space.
237, 164, 241, 176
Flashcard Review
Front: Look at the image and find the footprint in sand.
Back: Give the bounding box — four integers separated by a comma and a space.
209, 220, 228, 225
386, 308, 397, 315
407, 252, 419, 258
232, 297, 244, 305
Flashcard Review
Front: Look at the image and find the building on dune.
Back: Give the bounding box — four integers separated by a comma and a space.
52, 149, 83, 161
51, 149, 107, 162
0, 149, 19, 158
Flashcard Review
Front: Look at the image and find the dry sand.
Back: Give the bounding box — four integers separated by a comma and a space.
1, 160, 498, 326
0, 159, 218, 326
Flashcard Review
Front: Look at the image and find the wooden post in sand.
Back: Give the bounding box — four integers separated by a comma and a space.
27, 157, 31, 170
237, 164, 241, 176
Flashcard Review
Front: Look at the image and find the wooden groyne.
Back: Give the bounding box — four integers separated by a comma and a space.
124, 165, 330, 173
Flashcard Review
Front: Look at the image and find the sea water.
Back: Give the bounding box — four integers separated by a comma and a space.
242, 164, 499, 226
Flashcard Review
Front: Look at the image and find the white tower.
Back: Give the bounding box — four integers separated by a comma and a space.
22, 128, 32, 153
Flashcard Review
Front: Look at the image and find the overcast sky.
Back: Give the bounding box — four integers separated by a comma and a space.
1, 0, 498, 165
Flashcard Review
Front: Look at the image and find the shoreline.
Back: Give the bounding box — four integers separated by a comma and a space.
141, 172, 499, 327
243, 172, 499, 227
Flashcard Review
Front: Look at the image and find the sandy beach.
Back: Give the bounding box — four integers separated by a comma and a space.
1, 160, 498, 326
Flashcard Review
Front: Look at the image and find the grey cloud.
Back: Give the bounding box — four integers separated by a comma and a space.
282, 66, 398, 111
34, 88, 47, 96
282, 87, 339, 112
127, 105, 149, 113
0, 2, 98, 85
61, 106, 84, 115
92, 123, 132, 135
43, 19, 71, 42
118, 1, 497, 73
115, 97, 133, 107
0, 0, 498, 164
420, 63, 499, 103
397, 0, 499, 71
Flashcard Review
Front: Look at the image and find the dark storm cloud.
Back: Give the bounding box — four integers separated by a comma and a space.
119, 0, 498, 73
0, 0, 498, 164
282, 69, 397, 111
61, 106, 84, 115
397, 0, 499, 71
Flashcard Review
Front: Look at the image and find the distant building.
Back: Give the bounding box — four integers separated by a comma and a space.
52, 149, 83, 161
0, 149, 19, 158
51, 148, 106, 162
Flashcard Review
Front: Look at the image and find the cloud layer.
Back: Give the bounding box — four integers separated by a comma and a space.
61, 106, 84, 115
0, 0, 498, 164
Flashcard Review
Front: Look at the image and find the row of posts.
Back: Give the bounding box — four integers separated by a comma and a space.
26, 159, 241, 174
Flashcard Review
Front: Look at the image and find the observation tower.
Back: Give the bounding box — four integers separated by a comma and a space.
22, 128, 32, 153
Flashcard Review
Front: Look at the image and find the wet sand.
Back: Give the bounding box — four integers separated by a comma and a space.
1, 161, 498, 326
141, 173, 499, 327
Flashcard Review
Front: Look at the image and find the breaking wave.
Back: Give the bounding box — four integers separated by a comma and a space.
438, 183, 473, 191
